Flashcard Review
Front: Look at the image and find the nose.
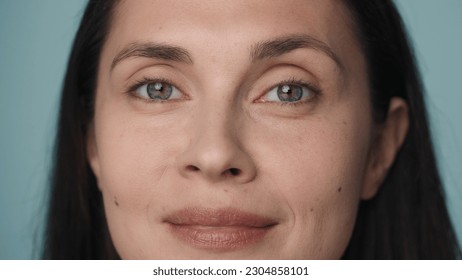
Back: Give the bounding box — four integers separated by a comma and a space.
176, 109, 257, 184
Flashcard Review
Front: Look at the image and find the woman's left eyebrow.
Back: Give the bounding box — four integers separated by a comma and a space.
250, 34, 344, 72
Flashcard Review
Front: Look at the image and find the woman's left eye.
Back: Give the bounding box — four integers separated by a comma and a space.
135, 81, 182, 101
263, 83, 314, 103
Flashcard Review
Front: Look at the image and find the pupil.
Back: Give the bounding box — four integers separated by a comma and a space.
277, 84, 303, 102
147, 82, 173, 100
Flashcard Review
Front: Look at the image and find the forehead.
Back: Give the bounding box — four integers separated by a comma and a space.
105, 0, 358, 59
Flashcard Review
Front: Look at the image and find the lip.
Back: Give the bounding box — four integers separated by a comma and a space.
163, 207, 277, 251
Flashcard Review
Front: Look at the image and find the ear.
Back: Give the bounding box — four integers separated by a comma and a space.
86, 123, 101, 179
361, 97, 409, 200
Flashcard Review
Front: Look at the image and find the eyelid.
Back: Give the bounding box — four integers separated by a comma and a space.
126, 77, 174, 93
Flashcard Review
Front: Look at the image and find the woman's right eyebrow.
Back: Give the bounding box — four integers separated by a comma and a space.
111, 42, 194, 71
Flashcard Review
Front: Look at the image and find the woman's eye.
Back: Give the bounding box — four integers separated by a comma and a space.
264, 84, 313, 103
135, 82, 182, 101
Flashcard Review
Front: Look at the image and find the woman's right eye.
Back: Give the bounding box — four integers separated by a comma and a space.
135, 81, 182, 101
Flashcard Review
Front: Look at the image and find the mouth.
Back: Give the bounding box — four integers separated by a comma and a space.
163, 207, 278, 251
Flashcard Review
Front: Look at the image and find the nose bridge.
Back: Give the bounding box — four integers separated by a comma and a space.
177, 94, 256, 184
199, 94, 236, 143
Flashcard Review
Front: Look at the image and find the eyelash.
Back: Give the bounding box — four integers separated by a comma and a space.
262, 77, 322, 107
125, 76, 322, 106
125, 76, 182, 103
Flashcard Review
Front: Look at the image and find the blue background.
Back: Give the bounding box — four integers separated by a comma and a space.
1, 0, 461, 259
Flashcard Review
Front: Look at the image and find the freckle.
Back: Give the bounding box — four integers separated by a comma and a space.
224, 189, 229, 193
342, 121, 347, 125
310, 208, 314, 212
337, 187, 342, 193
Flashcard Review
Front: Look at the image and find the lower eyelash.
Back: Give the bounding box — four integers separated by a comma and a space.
277, 98, 313, 107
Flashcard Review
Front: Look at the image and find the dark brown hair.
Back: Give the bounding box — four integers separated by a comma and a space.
44, 0, 460, 259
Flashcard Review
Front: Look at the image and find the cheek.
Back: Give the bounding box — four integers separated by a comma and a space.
93, 104, 188, 257
252, 112, 371, 258
95, 119, 181, 208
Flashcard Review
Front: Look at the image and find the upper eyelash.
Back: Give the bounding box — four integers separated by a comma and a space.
125, 76, 177, 95
268, 77, 322, 95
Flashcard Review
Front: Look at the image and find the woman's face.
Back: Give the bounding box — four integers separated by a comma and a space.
89, 0, 376, 259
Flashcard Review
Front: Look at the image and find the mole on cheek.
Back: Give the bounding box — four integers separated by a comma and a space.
310, 208, 314, 212
337, 187, 342, 193
114, 197, 119, 207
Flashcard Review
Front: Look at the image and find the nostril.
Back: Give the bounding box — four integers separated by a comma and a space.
185, 165, 242, 178
186, 165, 200, 172
229, 168, 241, 176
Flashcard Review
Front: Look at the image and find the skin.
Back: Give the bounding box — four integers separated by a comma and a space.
88, 0, 409, 259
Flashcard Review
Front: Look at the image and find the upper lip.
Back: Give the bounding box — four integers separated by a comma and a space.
163, 207, 277, 228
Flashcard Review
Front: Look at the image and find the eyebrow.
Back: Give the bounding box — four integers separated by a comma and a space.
111, 34, 343, 71
250, 34, 343, 70
111, 42, 193, 70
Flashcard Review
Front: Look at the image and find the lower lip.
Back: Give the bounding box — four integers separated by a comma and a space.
167, 224, 273, 250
